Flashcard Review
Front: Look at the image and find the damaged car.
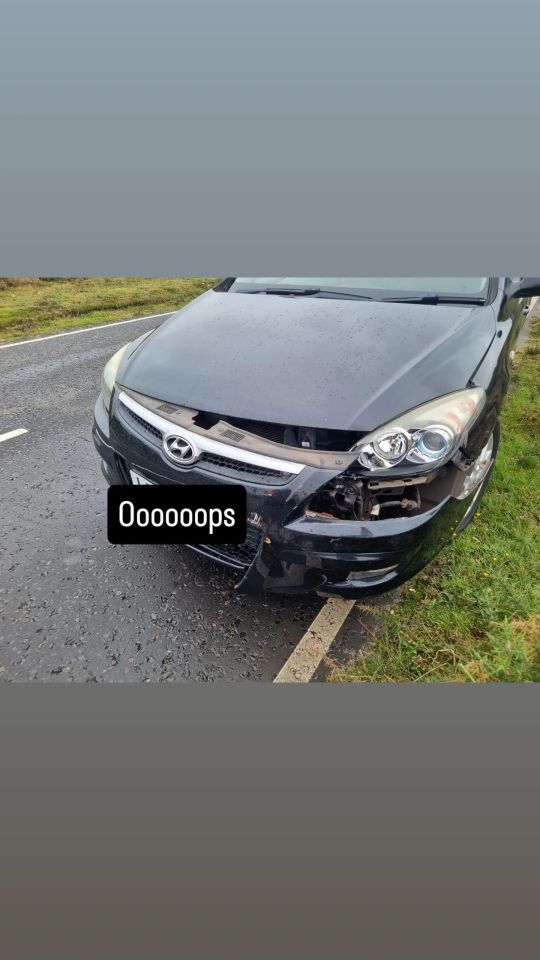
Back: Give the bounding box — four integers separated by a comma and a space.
93, 277, 539, 596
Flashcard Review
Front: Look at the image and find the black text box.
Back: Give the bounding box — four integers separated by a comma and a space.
107, 484, 247, 544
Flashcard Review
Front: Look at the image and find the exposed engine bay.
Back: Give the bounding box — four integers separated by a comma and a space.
194, 411, 359, 451
306, 468, 456, 521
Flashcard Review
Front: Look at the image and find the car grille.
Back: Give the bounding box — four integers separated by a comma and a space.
187, 527, 262, 571
120, 400, 293, 485
123, 405, 163, 441
200, 451, 291, 483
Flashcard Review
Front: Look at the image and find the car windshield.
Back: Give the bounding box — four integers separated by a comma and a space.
228, 277, 490, 301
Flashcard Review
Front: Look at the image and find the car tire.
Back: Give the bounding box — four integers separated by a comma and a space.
456, 422, 500, 533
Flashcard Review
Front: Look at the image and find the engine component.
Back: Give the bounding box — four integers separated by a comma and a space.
307, 472, 424, 521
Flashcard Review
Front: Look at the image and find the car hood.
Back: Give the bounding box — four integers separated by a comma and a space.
119, 291, 496, 432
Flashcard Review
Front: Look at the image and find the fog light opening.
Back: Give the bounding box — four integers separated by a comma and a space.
347, 565, 398, 583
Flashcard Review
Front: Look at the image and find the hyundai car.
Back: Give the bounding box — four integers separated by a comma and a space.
92, 277, 539, 596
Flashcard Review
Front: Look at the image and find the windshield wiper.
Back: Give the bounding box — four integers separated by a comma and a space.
314, 290, 375, 301
253, 287, 374, 300
380, 295, 486, 305
259, 287, 321, 297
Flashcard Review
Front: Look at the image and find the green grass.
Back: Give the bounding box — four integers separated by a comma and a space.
0, 277, 216, 341
333, 316, 540, 683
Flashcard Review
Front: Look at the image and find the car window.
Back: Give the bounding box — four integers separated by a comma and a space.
229, 277, 490, 299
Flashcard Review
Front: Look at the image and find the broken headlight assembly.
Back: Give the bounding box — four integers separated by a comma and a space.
306, 388, 488, 523
353, 388, 486, 471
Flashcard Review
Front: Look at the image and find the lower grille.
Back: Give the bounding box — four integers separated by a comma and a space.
187, 528, 262, 571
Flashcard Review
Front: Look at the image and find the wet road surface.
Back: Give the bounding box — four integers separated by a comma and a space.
0, 316, 324, 681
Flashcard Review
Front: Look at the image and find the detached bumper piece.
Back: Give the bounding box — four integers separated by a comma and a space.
186, 528, 263, 572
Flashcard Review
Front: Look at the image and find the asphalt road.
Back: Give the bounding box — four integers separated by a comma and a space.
0, 316, 323, 681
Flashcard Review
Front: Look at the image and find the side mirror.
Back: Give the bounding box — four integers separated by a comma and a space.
508, 277, 540, 298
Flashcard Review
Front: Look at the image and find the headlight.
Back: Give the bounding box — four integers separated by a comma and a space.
101, 345, 129, 411
101, 329, 155, 411
354, 388, 486, 471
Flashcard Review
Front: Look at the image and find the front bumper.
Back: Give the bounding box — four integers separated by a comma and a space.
93, 392, 473, 597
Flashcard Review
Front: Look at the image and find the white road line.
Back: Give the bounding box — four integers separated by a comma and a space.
0, 311, 174, 351
0, 428, 28, 443
274, 596, 356, 683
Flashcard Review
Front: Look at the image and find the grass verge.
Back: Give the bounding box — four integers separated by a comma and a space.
333, 314, 540, 683
0, 277, 216, 342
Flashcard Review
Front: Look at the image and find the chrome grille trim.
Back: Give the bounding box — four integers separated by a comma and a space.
117, 391, 306, 476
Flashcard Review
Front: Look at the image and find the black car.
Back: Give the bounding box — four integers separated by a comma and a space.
93, 277, 539, 597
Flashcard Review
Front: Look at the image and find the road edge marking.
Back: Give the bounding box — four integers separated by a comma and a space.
0, 427, 28, 443
274, 596, 356, 683
0, 311, 174, 350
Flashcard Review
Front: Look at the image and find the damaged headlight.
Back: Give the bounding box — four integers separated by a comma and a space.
354, 388, 486, 471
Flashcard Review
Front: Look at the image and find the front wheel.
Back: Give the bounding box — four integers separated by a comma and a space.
455, 423, 500, 533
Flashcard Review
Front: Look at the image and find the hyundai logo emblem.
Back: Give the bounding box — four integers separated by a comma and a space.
164, 434, 198, 465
